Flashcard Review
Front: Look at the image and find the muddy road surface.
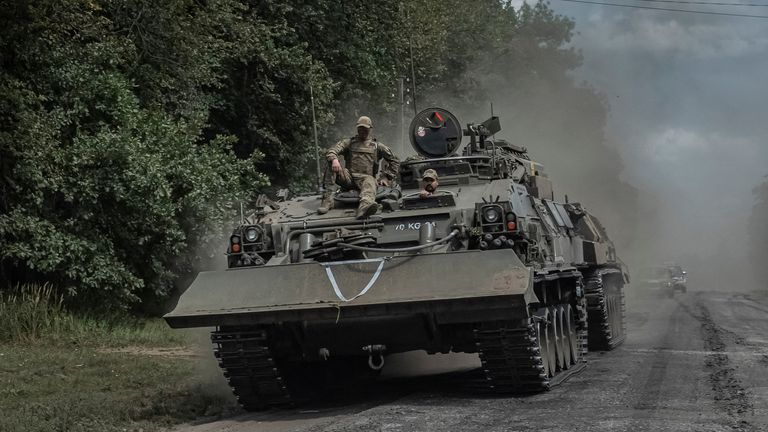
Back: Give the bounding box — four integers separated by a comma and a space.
175, 290, 768, 432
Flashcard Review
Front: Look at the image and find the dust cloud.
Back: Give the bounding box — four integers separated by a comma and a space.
380, 9, 768, 293
556, 7, 768, 293
185, 327, 239, 405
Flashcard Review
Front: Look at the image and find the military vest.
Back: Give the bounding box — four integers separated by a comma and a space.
344, 137, 379, 177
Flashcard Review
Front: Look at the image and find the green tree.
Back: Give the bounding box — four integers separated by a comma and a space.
0, 0, 265, 309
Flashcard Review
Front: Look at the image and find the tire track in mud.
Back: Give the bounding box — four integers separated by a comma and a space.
693, 299, 755, 431
630, 305, 679, 412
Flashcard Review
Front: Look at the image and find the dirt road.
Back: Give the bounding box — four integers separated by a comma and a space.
175, 290, 768, 431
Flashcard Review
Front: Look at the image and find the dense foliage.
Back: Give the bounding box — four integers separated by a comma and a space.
1, 0, 625, 310
0, 0, 271, 308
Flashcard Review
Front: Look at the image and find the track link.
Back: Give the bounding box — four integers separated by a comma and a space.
585, 270, 626, 350
474, 322, 550, 393
211, 327, 293, 410
576, 297, 590, 360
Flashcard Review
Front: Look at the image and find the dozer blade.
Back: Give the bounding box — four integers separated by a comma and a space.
164, 249, 535, 328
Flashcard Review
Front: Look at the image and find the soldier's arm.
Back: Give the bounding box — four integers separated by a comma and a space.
377, 143, 400, 180
326, 139, 350, 162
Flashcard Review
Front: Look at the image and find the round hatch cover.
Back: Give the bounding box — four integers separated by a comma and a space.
408, 107, 462, 158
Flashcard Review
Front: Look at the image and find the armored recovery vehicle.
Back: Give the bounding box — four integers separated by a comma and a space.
164, 107, 629, 410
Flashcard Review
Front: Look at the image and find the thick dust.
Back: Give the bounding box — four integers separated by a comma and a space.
361, 59, 765, 295
185, 327, 238, 404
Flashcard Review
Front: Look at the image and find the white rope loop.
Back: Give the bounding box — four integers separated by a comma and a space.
322, 258, 387, 302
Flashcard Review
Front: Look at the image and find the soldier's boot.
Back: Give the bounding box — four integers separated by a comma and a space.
317, 191, 334, 214
356, 200, 378, 219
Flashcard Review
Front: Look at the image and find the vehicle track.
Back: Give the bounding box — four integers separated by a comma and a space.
696, 301, 755, 430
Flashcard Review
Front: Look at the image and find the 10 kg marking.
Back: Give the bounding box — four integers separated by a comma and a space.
394, 221, 436, 231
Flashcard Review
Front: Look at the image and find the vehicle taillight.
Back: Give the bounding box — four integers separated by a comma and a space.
230, 235, 242, 253
506, 213, 517, 231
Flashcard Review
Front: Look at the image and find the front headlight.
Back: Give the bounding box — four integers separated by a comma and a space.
244, 226, 261, 243
483, 207, 501, 223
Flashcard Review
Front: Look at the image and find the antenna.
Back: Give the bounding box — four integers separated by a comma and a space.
405, 5, 418, 114
310, 85, 321, 193
239, 201, 244, 225
408, 39, 417, 114
490, 102, 496, 140
397, 77, 405, 156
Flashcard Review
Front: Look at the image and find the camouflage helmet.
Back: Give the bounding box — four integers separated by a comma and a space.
356, 116, 373, 129
422, 169, 438, 181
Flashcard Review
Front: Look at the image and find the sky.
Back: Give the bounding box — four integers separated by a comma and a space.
533, 0, 768, 275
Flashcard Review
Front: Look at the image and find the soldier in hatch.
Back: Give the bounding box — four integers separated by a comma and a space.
419, 169, 439, 198
318, 116, 400, 218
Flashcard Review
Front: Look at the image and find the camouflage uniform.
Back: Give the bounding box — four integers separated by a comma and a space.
320, 125, 399, 216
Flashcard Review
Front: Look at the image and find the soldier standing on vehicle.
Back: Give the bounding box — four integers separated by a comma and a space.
318, 116, 400, 218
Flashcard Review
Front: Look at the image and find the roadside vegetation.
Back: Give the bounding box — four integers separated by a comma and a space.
0, 284, 180, 345
0, 284, 237, 432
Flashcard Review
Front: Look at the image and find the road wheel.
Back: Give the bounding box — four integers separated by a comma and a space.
558, 306, 572, 368
564, 304, 581, 364
551, 306, 566, 371
535, 308, 556, 378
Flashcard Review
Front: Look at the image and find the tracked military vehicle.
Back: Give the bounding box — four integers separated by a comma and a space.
164, 107, 628, 410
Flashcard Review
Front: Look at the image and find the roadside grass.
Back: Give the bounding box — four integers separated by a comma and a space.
0, 283, 187, 347
0, 284, 239, 432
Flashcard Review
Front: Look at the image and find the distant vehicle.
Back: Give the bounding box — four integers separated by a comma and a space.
637, 265, 686, 297
664, 263, 688, 293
